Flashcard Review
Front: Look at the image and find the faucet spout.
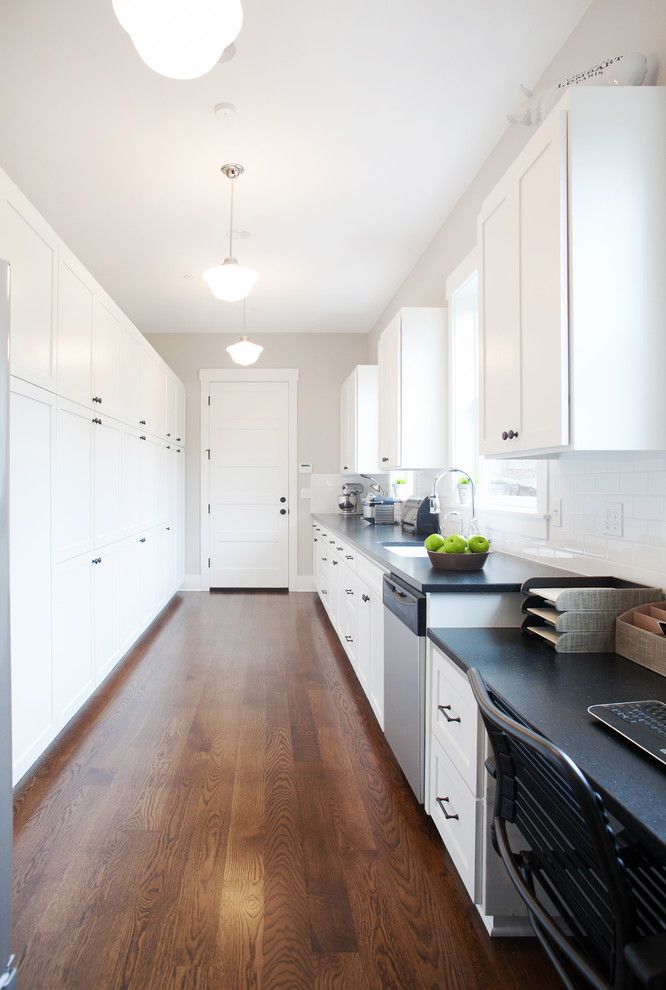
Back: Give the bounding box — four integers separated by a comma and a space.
430, 468, 477, 531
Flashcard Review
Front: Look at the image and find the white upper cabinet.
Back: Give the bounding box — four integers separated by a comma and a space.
54, 398, 93, 562
93, 413, 123, 548
377, 308, 447, 470
57, 249, 94, 407
479, 87, 666, 457
92, 298, 123, 420
175, 380, 186, 445
340, 365, 378, 474
0, 174, 56, 390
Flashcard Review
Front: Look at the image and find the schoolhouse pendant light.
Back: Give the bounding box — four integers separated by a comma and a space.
112, 0, 243, 80
226, 301, 263, 366
203, 164, 259, 302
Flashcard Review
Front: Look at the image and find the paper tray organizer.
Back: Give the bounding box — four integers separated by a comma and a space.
520, 577, 661, 654
615, 603, 666, 677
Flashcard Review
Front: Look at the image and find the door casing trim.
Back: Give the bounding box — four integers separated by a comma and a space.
199, 368, 299, 593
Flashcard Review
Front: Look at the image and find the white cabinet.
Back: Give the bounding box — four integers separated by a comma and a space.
140, 350, 167, 439
54, 398, 93, 562
52, 554, 93, 726
93, 543, 120, 684
479, 107, 568, 457
0, 175, 57, 391
120, 321, 142, 428
377, 308, 447, 469
93, 299, 122, 420
57, 250, 94, 407
340, 365, 378, 474
479, 87, 666, 457
9, 379, 54, 782
93, 414, 122, 547
175, 380, 186, 445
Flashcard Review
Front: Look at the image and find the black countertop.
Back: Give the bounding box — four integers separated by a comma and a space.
312, 513, 574, 593
427, 627, 666, 857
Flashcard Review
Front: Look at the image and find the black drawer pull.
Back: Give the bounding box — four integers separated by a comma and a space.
345, 554, 353, 560
321, 589, 327, 596
140, 435, 146, 441
361, 594, 370, 602
139, 419, 146, 425
438, 704, 461, 724
332, 560, 339, 566
321, 557, 328, 562
345, 588, 353, 595
336, 545, 343, 550
92, 557, 101, 565
345, 635, 353, 643
139, 537, 146, 543
436, 796, 459, 821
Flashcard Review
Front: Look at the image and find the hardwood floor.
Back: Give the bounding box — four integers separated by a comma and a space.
13, 592, 560, 989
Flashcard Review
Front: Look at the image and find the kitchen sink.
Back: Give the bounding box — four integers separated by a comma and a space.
382, 544, 428, 558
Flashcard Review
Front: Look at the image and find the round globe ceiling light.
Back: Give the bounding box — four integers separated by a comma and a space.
226, 337, 264, 366
203, 257, 259, 302
112, 0, 243, 80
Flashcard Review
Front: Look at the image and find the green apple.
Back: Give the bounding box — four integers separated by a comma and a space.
468, 535, 490, 554
441, 534, 466, 554
424, 533, 444, 552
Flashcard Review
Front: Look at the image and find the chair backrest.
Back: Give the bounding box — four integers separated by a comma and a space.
468, 667, 636, 988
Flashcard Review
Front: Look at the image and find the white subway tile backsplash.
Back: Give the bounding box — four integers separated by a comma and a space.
647, 472, 666, 496
595, 473, 620, 494
632, 496, 665, 521
619, 472, 648, 494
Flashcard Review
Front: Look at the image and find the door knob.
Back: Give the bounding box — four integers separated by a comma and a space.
280, 508, 287, 515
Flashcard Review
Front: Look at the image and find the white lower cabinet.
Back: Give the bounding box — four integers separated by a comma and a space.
426, 642, 528, 935
54, 397, 93, 562
93, 543, 121, 684
52, 554, 94, 726
313, 520, 386, 728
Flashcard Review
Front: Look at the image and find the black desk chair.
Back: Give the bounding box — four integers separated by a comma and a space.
467, 668, 666, 990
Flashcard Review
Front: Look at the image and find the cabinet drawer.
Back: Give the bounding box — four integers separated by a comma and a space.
338, 539, 357, 570
431, 645, 480, 795
357, 552, 386, 596
429, 734, 480, 900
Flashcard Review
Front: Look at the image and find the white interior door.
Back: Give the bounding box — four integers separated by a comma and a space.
208, 380, 289, 589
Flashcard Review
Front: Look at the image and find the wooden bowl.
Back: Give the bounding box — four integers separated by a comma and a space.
427, 549, 490, 571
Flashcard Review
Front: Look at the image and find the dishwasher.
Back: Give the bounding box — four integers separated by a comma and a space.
383, 574, 427, 803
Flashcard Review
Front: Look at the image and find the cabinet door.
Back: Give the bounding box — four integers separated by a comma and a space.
56, 251, 93, 407
166, 375, 177, 442
164, 523, 177, 597
340, 372, 355, 473
119, 536, 139, 652
52, 554, 93, 726
93, 414, 122, 547
141, 351, 166, 438
175, 381, 186, 445
93, 543, 120, 684
120, 426, 142, 535
93, 299, 122, 421
175, 447, 185, 584
9, 379, 54, 781
356, 581, 372, 694
377, 315, 401, 468
478, 173, 520, 456
54, 398, 93, 562
0, 176, 56, 390
369, 590, 384, 729
120, 323, 142, 428
514, 109, 569, 453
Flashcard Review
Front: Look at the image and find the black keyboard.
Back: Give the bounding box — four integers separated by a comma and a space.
588, 700, 666, 767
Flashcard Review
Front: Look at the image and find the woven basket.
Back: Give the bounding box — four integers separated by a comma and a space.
615, 603, 666, 676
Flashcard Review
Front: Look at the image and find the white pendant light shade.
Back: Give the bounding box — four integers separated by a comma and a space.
203, 258, 259, 302
226, 337, 264, 366
112, 0, 243, 80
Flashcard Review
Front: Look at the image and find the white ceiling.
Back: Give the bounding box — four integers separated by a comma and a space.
0, 0, 589, 334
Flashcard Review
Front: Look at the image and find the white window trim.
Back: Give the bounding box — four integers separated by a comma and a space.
198, 368, 299, 593
445, 251, 549, 540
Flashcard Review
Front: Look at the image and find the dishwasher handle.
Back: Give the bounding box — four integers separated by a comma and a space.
383, 575, 426, 636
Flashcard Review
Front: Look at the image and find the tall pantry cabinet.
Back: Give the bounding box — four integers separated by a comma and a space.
0, 167, 186, 785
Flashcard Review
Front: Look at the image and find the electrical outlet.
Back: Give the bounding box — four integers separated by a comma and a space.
550, 498, 562, 528
604, 502, 623, 538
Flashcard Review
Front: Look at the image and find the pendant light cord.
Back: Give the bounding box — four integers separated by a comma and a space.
228, 176, 235, 259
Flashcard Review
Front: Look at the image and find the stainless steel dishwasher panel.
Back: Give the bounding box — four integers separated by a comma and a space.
383, 576, 426, 803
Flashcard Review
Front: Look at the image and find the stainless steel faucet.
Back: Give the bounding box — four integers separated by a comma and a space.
430, 467, 476, 528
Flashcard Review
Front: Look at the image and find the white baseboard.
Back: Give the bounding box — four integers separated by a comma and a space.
181, 574, 202, 591
295, 575, 316, 592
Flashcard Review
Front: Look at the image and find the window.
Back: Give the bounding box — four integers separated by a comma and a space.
447, 253, 544, 518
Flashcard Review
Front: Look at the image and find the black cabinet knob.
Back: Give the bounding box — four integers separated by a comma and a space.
280, 508, 287, 515
501, 431, 508, 440
140, 435, 146, 441
343, 465, 348, 470
332, 560, 338, 566
361, 594, 370, 602
508, 429, 519, 439
382, 456, 389, 462
139, 537, 146, 543
280, 496, 286, 503
139, 419, 146, 425
176, 437, 181, 442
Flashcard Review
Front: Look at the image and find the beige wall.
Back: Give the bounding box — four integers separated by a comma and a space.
369, 0, 666, 356
147, 332, 369, 580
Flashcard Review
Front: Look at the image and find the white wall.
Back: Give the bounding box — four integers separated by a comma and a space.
369, 0, 666, 356
147, 332, 369, 582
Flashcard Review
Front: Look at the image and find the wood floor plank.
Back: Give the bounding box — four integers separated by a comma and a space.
12, 590, 563, 990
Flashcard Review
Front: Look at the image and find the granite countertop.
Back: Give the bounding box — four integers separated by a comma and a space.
427, 626, 666, 858
312, 512, 574, 593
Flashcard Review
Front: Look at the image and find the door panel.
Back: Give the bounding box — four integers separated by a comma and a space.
54, 398, 93, 562
208, 381, 289, 588
57, 254, 93, 407
52, 553, 93, 726
93, 300, 122, 421
93, 543, 120, 684
378, 315, 401, 468
9, 381, 54, 779
93, 415, 122, 547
